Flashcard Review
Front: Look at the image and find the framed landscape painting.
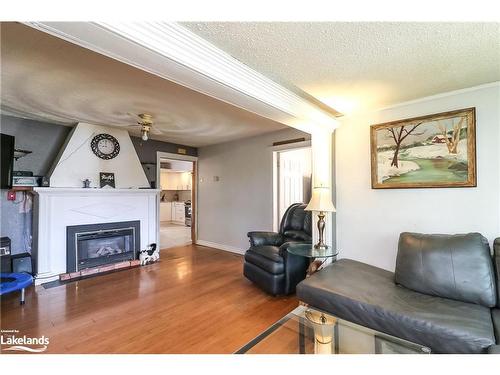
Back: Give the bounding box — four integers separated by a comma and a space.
370, 108, 476, 189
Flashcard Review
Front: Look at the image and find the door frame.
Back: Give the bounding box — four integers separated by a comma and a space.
271, 140, 312, 232
156, 151, 198, 250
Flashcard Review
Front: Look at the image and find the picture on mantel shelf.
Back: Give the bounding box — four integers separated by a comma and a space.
99, 172, 116, 188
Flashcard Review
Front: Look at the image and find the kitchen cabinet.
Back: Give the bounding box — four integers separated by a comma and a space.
180, 172, 192, 191
171, 202, 185, 223
160, 201, 184, 223
160, 171, 176, 190
160, 202, 172, 221
160, 171, 192, 190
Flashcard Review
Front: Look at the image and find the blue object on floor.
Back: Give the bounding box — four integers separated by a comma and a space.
0, 272, 33, 305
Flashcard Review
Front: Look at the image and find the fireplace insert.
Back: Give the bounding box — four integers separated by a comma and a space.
66, 221, 140, 272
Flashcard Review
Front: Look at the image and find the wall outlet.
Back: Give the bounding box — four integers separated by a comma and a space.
7, 190, 16, 201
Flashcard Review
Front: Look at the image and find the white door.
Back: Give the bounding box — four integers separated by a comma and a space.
277, 147, 312, 227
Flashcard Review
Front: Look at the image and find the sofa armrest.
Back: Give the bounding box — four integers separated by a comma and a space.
488, 345, 500, 354
282, 246, 309, 294
493, 308, 500, 345
494, 239, 500, 307
247, 231, 283, 247
278, 240, 308, 256
494, 238, 500, 263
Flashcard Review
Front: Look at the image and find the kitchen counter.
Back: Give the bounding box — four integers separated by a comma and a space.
160, 201, 186, 222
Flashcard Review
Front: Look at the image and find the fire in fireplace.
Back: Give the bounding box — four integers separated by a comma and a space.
66, 221, 140, 272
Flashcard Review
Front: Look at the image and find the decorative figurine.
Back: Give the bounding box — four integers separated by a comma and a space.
139, 243, 159, 265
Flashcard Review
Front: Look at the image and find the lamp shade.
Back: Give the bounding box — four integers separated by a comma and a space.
305, 187, 336, 212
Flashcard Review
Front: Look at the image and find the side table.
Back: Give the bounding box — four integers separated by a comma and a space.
287, 243, 339, 353
287, 243, 338, 277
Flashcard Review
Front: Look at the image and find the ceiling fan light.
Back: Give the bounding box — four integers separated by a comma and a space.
141, 129, 149, 141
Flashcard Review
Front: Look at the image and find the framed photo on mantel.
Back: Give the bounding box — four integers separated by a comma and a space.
99, 172, 116, 188
370, 107, 476, 189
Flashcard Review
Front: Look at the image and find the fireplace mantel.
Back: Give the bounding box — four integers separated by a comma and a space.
34, 187, 159, 194
33, 187, 159, 284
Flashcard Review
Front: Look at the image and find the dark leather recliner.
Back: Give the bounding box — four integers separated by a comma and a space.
243, 203, 312, 296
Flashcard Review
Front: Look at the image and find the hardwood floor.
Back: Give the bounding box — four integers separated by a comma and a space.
0, 245, 298, 353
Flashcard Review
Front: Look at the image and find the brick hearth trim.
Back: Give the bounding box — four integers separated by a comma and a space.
60, 260, 141, 281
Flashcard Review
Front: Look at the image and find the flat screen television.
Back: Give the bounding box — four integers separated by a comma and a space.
1, 133, 15, 189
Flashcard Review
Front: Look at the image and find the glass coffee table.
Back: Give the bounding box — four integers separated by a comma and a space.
235, 305, 431, 354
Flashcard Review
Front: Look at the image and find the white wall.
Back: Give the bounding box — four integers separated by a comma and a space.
336, 83, 500, 271
197, 128, 310, 253
50, 123, 149, 188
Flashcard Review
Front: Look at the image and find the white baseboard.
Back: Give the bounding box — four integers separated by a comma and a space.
195, 240, 245, 255
35, 273, 60, 285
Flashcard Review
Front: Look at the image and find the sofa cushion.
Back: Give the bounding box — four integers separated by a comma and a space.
244, 246, 284, 275
297, 259, 496, 353
396, 232, 497, 307
280, 203, 312, 237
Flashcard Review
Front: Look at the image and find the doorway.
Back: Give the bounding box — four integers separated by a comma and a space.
273, 145, 312, 230
156, 152, 197, 250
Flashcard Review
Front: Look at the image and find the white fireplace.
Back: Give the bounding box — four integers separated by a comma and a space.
33, 187, 159, 284
31, 122, 159, 284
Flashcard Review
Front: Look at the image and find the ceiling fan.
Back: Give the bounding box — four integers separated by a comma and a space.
126, 113, 166, 141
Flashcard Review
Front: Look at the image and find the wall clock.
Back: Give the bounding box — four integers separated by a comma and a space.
90, 133, 120, 160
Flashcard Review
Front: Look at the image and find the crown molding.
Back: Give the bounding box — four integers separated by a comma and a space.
378, 81, 500, 111
25, 22, 339, 133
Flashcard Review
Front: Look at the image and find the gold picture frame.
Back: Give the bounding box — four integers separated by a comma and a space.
370, 108, 476, 189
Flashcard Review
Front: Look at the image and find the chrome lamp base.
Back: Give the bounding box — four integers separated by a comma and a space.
313, 211, 329, 250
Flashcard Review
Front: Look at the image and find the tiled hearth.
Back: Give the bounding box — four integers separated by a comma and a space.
60, 259, 141, 281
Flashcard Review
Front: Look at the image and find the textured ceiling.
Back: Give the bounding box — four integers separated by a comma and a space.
0, 23, 286, 147
183, 22, 500, 114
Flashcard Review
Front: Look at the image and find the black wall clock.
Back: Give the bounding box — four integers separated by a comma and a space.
90, 133, 120, 160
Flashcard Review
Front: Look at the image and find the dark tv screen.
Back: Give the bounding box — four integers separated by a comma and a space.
1, 133, 15, 189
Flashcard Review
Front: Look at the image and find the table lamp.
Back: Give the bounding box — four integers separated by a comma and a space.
305, 186, 336, 250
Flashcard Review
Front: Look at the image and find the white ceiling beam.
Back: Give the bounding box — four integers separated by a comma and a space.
25, 22, 339, 133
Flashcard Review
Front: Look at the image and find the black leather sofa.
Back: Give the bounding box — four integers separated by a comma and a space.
243, 203, 312, 295
297, 233, 500, 354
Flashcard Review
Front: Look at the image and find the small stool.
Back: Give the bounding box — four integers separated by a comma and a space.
0, 273, 33, 305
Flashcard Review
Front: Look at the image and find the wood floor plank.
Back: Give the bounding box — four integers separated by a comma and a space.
0, 244, 298, 353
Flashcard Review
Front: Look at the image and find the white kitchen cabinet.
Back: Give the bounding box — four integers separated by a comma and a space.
171, 202, 185, 223
180, 172, 192, 190
173, 173, 182, 190
160, 171, 171, 190
160, 170, 192, 191
160, 202, 172, 221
